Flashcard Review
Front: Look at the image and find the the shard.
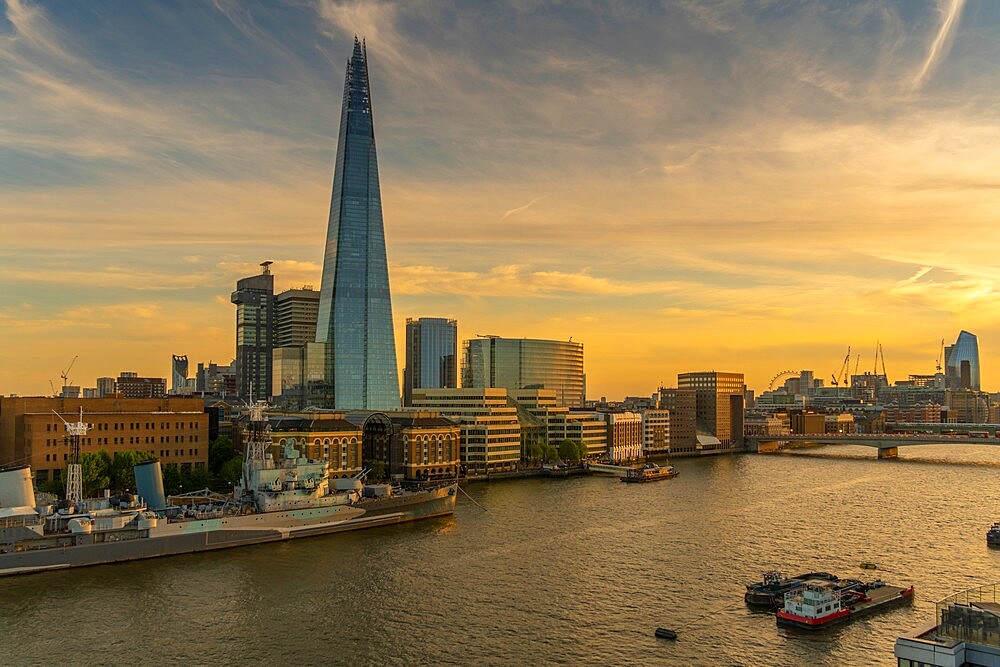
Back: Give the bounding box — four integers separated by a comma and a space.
315, 38, 400, 409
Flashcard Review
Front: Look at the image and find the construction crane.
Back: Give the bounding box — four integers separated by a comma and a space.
831, 346, 851, 386
60, 355, 78, 389
936, 338, 945, 373
873, 341, 889, 384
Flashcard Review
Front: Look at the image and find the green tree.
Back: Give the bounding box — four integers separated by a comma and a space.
161, 463, 182, 495
364, 459, 386, 482
209, 436, 237, 476
558, 439, 581, 463
218, 456, 244, 490
575, 440, 589, 461
80, 450, 112, 497
110, 450, 155, 492
543, 445, 558, 463
183, 465, 212, 491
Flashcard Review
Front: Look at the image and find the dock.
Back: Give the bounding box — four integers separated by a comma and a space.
849, 583, 914, 617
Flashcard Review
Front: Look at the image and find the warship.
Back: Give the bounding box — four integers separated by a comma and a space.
0, 402, 457, 577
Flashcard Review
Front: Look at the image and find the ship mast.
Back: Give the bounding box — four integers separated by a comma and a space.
242, 396, 271, 495
54, 407, 91, 503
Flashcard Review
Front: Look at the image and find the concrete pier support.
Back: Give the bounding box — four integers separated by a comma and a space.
756, 441, 780, 454
877, 447, 898, 460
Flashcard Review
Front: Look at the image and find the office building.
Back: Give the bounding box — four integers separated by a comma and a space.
315, 39, 400, 410
604, 411, 643, 463
510, 389, 606, 458
641, 409, 671, 456
96, 377, 116, 398
0, 396, 208, 483
117, 372, 167, 399
945, 330, 981, 391
403, 317, 458, 406
410, 388, 521, 473
275, 287, 320, 348
231, 262, 275, 401
677, 372, 746, 450
272, 342, 326, 410
267, 414, 363, 480
658, 387, 697, 453
462, 337, 585, 408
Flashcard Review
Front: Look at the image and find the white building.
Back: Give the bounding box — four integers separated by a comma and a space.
641, 409, 670, 455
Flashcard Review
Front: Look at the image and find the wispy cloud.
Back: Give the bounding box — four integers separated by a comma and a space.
500, 197, 542, 220
911, 0, 966, 91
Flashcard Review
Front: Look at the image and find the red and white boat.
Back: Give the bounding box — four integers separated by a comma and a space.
776, 579, 914, 630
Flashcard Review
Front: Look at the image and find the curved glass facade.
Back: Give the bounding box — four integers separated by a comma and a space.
315, 38, 400, 410
462, 337, 585, 407
946, 330, 980, 391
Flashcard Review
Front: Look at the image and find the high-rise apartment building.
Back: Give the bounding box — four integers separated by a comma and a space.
96, 377, 116, 398
403, 317, 458, 407
231, 262, 275, 401
171, 355, 188, 394
275, 287, 320, 348
315, 39, 400, 410
462, 337, 585, 408
677, 371, 746, 449
945, 330, 981, 391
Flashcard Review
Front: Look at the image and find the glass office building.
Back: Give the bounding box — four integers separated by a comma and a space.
462, 337, 585, 408
403, 318, 458, 406
231, 262, 274, 401
945, 330, 981, 391
315, 38, 400, 410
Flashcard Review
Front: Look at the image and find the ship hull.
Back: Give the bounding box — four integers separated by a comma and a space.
0, 485, 456, 577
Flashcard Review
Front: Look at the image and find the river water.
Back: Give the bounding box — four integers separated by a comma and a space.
2, 445, 999, 666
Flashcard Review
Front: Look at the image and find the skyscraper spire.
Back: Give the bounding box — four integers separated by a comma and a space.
315, 39, 400, 410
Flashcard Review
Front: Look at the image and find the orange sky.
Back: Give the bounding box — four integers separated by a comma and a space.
2, 0, 999, 398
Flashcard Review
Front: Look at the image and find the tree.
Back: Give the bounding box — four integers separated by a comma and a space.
110, 450, 155, 492
543, 445, 558, 463
218, 456, 244, 490
575, 440, 589, 461
558, 439, 581, 463
364, 459, 386, 482
184, 465, 212, 491
209, 436, 237, 476
80, 451, 112, 497
161, 463, 182, 495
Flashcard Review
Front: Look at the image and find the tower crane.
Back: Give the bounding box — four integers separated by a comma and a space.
936, 338, 945, 373
831, 346, 851, 387
60, 355, 78, 389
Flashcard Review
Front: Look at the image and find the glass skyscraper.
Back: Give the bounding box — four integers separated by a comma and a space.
462, 337, 585, 408
945, 330, 980, 391
403, 318, 458, 406
315, 38, 400, 410
231, 262, 274, 401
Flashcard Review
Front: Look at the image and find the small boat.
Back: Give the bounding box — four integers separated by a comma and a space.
859, 562, 878, 570
987, 522, 1000, 547
744, 571, 838, 608
654, 628, 677, 640
621, 463, 678, 483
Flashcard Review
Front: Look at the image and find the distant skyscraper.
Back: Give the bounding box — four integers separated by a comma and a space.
171, 355, 189, 393
315, 38, 399, 410
231, 262, 275, 401
275, 287, 320, 348
403, 318, 458, 406
944, 330, 980, 391
96, 377, 116, 398
462, 337, 585, 407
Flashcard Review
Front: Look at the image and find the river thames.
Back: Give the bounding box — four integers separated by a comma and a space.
2, 445, 999, 666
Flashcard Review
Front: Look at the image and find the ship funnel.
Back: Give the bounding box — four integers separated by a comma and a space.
134, 460, 167, 511
0, 465, 36, 509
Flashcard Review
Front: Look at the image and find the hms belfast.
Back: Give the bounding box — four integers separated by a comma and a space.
0, 401, 456, 577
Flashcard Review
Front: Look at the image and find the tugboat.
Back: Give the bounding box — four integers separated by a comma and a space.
744, 571, 838, 608
776, 579, 914, 630
620, 462, 678, 483
987, 522, 1000, 547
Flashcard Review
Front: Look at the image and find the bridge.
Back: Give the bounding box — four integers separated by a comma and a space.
748, 433, 1000, 459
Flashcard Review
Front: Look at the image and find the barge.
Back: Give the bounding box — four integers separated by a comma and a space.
744, 571, 839, 608
776, 579, 914, 630
987, 522, 1000, 547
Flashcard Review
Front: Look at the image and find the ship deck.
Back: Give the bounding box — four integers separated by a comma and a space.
850, 584, 912, 616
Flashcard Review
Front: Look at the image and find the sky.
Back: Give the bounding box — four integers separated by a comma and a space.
3, 0, 1000, 399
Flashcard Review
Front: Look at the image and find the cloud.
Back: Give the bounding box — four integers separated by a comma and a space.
500, 197, 542, 220
911, 0, 966, 91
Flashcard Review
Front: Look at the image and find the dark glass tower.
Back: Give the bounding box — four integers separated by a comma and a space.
231, 261, 275, 401
403, 318, 458, 406
945, 330, 981, 391
316, 38, 400, 410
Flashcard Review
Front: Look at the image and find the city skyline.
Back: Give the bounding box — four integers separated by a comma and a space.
3, 1, 1000, 398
